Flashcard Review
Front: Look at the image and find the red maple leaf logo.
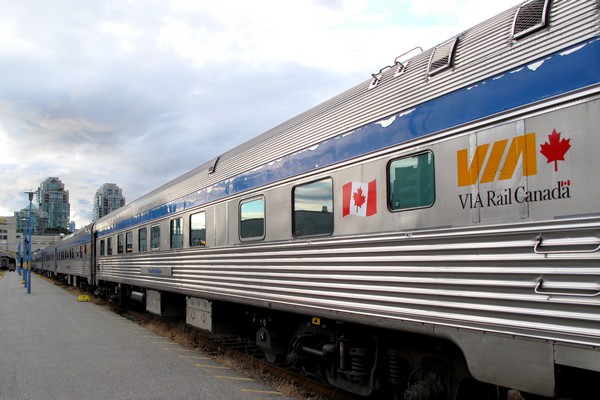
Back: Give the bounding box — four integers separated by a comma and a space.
540, 129, 571, 172
353, 187, 366, 212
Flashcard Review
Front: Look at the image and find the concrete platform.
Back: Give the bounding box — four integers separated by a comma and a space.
0, 272, 292, 400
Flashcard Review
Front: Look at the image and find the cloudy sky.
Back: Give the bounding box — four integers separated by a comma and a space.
0, 0, 521, 228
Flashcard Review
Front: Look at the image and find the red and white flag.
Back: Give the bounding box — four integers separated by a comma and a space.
342, 180, 377, 217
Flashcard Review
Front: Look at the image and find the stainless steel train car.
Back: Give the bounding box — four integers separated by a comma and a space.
33, 226, 94, 289
39, 1, 600, 398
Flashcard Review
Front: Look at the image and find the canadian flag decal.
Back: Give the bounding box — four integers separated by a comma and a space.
342, 180, 377, 217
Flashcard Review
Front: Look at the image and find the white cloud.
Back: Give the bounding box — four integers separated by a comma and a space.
100, 21, 144, 51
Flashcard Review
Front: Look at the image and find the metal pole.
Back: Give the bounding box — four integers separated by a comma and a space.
27, 192, 34, 294
17, 241, 21, 275
22, 219, 28, 287
24, 191, 35, 294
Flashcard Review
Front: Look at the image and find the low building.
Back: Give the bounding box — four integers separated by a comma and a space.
0, 216, 61, 267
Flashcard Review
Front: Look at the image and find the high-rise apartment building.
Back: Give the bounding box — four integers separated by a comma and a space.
92, 183, 125, 221
14, 206, 47, 235
36, 177, 70, 232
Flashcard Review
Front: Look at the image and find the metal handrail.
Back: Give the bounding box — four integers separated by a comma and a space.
533, 234, 600, 254
534, 276, 600, 297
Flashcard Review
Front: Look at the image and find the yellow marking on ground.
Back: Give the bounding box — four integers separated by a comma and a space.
195, 364, 231, 370
179, 355, 211, 360
215, 375, 254, 381
162, 347, 195, 352
241, 389, 283, 395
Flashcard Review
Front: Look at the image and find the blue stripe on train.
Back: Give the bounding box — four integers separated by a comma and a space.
98, 38, 600, 237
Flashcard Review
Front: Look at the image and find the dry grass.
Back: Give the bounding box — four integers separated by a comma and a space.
119, 306, 326, 399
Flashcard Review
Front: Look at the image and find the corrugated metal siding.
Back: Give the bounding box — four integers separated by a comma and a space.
98, 217, 600, 346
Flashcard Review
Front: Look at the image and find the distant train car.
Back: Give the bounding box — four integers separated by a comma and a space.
40, 0, 599, 398
32, 248, 43, 273
33, 246, 54, 276
49, 225, 94, 289
1, 253, 16, 271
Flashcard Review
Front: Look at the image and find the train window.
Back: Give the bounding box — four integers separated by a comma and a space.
240, 197, 265, 240
117, 234, 124, 254
125, 231, 133, 253
190, 212, 206, 247
150, 225, 160, 250
293, 178, 333, 237
107, 237, 113, 255
388, 151, 435, 211
512, 0, 550, 40
100, 240, 105, 256
170, 218, 183, 249
139, 227, 147, 252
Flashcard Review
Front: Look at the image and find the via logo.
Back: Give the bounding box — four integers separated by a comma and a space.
457, 133, 538, 187
456, 130, 571, 187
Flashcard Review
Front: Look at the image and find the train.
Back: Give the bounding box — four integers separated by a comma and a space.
32, 1, 600, 399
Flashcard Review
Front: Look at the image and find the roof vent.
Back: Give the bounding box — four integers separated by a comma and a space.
427, 37, 459, 76
512, 0, 551, 40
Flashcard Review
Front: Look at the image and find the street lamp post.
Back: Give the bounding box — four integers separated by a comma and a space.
22, 218, 28, 286
17, 241, 21, 275
24, 191, 35, 294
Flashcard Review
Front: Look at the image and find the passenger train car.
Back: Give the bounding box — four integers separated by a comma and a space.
34, 1, 600, 398
33, 225, 93, 289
